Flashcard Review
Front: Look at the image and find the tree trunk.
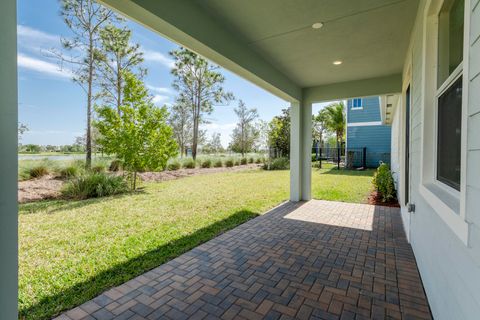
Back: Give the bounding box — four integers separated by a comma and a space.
116, 58, 122, 115
85, 35, 94, 170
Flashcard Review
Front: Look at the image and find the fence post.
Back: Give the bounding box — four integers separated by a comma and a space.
362, 147, 367, 168
337, 147, 340, 170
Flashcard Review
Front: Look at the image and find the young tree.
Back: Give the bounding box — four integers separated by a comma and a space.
55, 0, 117, 169
98, 24, 145, 114
229, 100, 259, 156
95, 72, 178, 190
268, 108, 290, 158
202, 133, 224, 154
321, 102, 346, 147
170, 48, 233, 160
168, 102, 192, 157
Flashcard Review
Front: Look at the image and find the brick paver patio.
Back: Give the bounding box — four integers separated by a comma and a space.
56, 200, 431, 320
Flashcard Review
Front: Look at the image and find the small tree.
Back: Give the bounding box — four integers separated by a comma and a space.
169, 102, 192, 157
98, 24, 145, 114
202, 133, 224, 154
170, 48, 233, 160
95, 72, 178, 189
229, 100, 259, 156
268, 108, 290, 158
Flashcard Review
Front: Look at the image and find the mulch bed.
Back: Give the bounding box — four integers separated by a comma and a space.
367, 190, 400, 207
18, 164, 262, 203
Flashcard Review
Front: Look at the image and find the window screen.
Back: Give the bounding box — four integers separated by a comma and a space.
437, 76, 462, 190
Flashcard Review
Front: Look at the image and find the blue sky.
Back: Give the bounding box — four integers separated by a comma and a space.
17, 0, 328, 147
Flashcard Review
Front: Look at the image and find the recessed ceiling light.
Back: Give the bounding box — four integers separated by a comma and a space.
312, 22, 324, 29
333, 60, 342, 65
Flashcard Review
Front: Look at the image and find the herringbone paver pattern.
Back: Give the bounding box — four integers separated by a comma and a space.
57, 200, 431, 320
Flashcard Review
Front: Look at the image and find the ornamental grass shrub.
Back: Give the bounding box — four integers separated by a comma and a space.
167, 160, 181, 171
182, 158, 196, 169
201, 159, 212, 168
214, 159, 223, 168
263, 157, 289, 170
225, 159, 234, 167
29, 166, 49, 178
61, 172, 129, 200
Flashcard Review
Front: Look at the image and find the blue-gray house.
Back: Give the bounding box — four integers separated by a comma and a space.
346, 96, 391, 168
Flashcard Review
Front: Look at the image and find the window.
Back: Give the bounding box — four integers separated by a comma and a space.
437, 76, 462, 190
437, 0, 464, 86
435, 0, 464, 191
351, 98, 363, 109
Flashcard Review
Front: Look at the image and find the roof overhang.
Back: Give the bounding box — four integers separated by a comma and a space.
99, 0, 418, 103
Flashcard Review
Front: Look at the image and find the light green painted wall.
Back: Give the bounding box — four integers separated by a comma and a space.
0, 0, 18, 318
303, 74, 402, 104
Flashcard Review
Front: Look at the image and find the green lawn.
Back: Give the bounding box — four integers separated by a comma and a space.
19, 166, 374, 319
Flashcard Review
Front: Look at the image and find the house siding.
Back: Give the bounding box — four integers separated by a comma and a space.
346, 96, 391, 167
393, 1, 480, 319
347, 96, 382, 122
347, 126, 391, 167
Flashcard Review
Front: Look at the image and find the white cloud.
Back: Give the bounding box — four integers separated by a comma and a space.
17, 25, 62, 54
147, 84, 173, 95
17, 25, 58, 44
143, 49, 175, 69
17, 54, 73, 79
152, 94, 170, 104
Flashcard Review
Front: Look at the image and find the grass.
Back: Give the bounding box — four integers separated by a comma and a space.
19, 166, 374, 319
312, 162, 375, 203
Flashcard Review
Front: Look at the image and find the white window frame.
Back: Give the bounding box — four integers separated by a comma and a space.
433, 62, 463, 197
418, 0, 470, 246
351, 98, 363, 110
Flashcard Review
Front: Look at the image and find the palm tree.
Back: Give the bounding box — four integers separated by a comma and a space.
320, 102, 346, 148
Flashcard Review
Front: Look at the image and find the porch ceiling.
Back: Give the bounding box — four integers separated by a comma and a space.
100, 0, 418, 101
196, 0, 419, 88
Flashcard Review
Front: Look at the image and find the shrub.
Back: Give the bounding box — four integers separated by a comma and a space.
201, 159, 212, 168
182, 158, 196, 169
91, 165, 106, 173
249, 157, 254, 164
234, 159, 240, 166
225, 159, 234, 167
214, 159, 223, 167
255, 158, 262, 164
109, 159, 123, 172
240, 158, 248, 165
263, 157, 289, 170
59, 166, 79, 179
373, 163, 396, 202
29, 166, 49, 178
61, 173, 129, 200
167, 161, 181, 171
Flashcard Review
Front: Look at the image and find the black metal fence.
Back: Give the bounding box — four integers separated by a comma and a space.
312, 146, 391, 169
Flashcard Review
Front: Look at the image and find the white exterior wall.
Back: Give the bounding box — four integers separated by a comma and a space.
391, 0, 480, 318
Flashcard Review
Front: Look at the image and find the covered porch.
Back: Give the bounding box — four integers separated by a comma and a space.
56, 200, 431, 320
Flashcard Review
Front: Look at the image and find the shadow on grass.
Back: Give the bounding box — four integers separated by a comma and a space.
19, 190, 147, 215
20, 209, 260, 320
318, 167, 375, 177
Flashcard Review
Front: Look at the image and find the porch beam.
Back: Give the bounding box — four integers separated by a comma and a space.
0, 0, 18, 318
303, 74, 402, 104
290, 101, 312, 202
98, 0, 302, 102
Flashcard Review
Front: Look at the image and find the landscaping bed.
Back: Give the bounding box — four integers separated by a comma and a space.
18, 164, 262, 203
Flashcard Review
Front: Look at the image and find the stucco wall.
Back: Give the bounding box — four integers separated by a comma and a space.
394, 1, 480, 318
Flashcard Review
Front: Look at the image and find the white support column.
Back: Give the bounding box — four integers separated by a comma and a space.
290, 100, 312, 201
0, 0, 18, 318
